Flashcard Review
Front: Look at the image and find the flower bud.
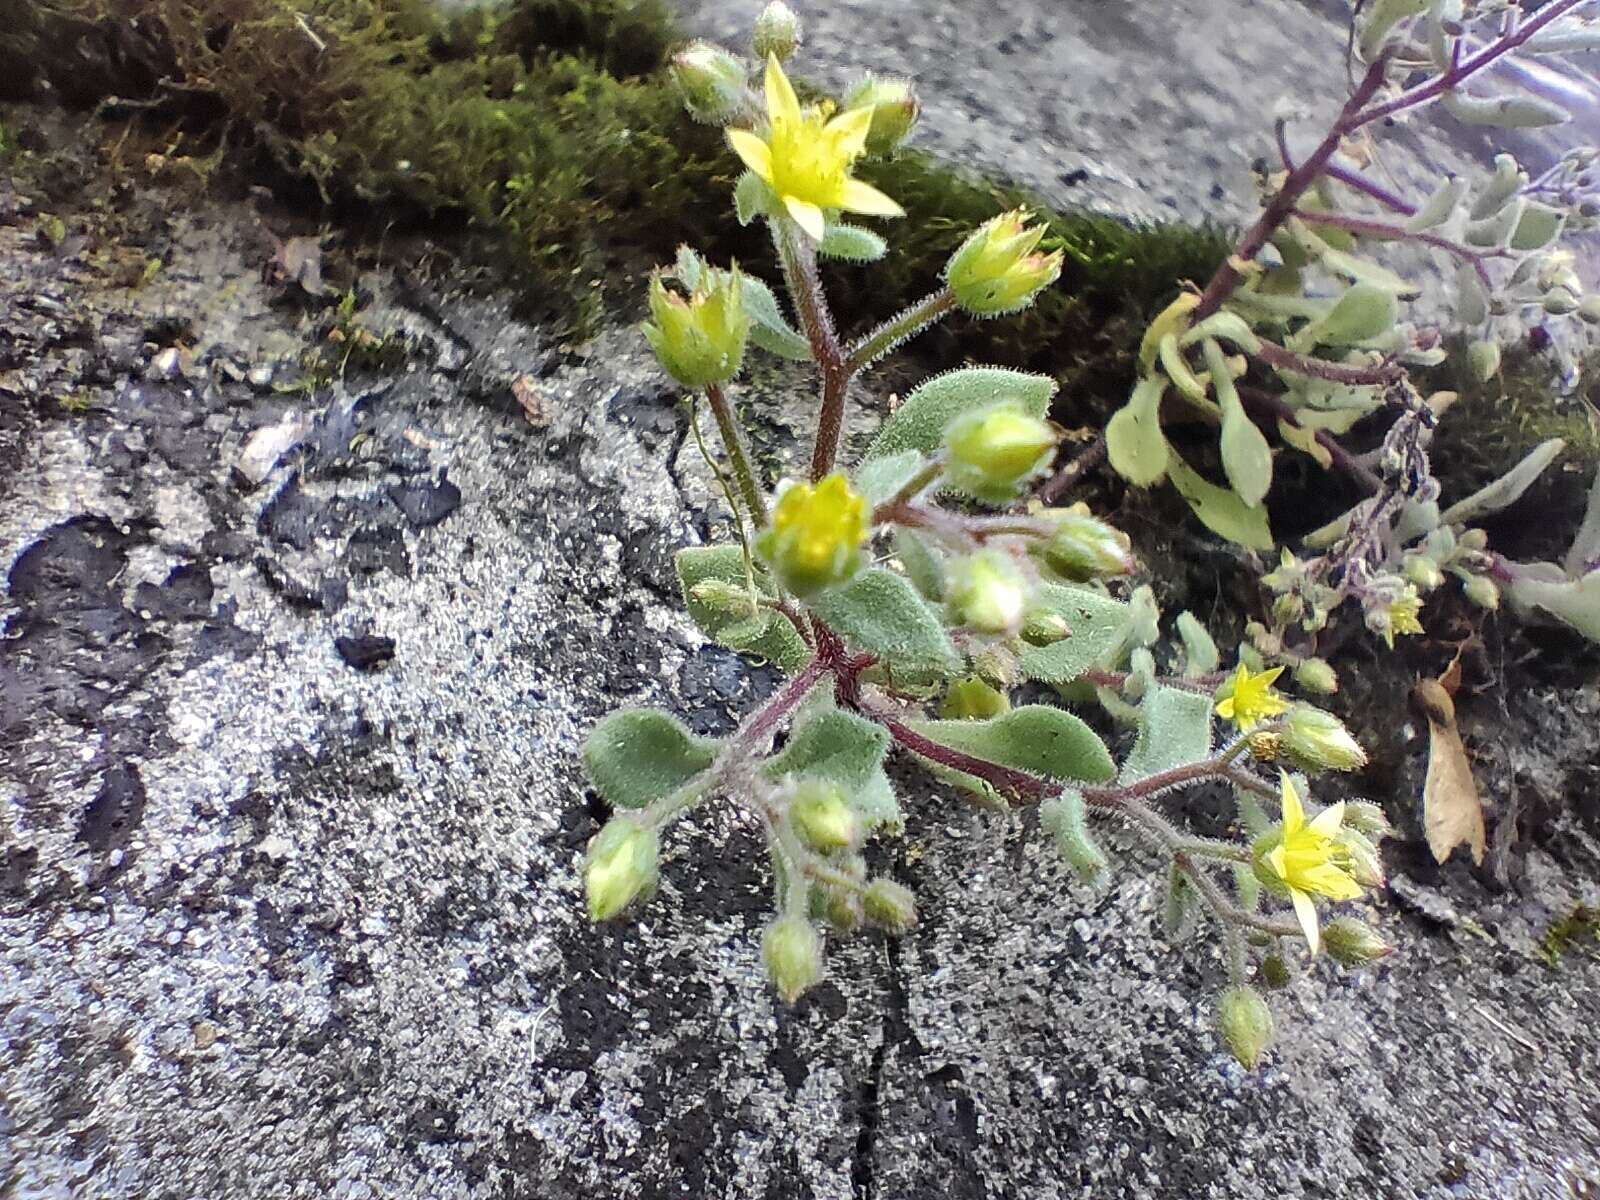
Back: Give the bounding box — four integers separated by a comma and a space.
1323, 917, 1395, 967
751, 2, 802, 61
1579, 296, 1600, 326
948, 550, 1031, 635
1034, 507, 1134, 581
670, 41, 749, 125
789, 780, 859, 853
1292, 658, 1339, 695
843, 75, 920, 156
1462, 573, 1500, 611
941, 676, 1011, 720
642, 267, 750, 388
690, 578, 759, 614
1022, 608, 1071, 644
1337, 828, 1386, 888
1281, 706, 1368, 773
1467, 339, 1501, 382
1343, 800, 1396, 841
1543, 286, 1582, 316
1216, 985, 1274, 1070
1041, 791, 1107, 885
1259, 953, 1292, 990
862, 878, 918, 932
1401, 553, 1444, 593
756, 472, 870, 597
584, 819, 660, 922
944, 209, 1064, 317
763, 917, 825, 1003
1458, 528, 1489, 552
943, 401, 1061, 502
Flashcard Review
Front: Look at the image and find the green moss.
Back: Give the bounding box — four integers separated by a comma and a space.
1539, 903, 1600, 968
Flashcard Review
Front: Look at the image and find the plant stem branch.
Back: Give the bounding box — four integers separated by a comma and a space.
846, 288, 958, 374
1253, 337, 1403, 385
1289, 207, 1500, 287
704, 383, 768, 525
1033, 435, 1108, 506
775, 222, 850, 481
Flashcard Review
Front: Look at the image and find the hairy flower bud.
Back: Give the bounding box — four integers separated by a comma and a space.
1323, 917, 1395, 967
1402, 553, 1445, 592
1216, 985, 1274, 1070
941, 676, 1011, 720
943, 401, 1061, 502
1543, 286, 1582, 316
671, 41, 749, 125
1343, 800, 1396, 841
1462, 573, 1500, 611
763, 917, 825, 1003
789, 780, 859, 853
863, 878, 918, 932
756, 473, 870, 597
1034, 507, 1134, 581
948, 550, 1031, 635
1337, 828, 1386, 889
1259, 953, 1292, 990
751, 1, 802, 61
1041, 791, 1107, 885
642, 267, 750, 388
944, 209, 1063, 316
843, 75, 920, 156
1281, 705, 1368, 773
1292, 658, 1339, 695
584, 819, 660, 922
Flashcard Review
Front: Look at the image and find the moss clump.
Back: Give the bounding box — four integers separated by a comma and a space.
1539, 904, 1600, 968
14, 0, 1223, 376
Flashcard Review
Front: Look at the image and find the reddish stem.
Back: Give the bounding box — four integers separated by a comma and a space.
1253, 338, 1403, 386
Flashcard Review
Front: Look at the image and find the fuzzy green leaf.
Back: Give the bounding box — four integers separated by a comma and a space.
819, 223, 888, 262
734, 170, 773, 226
1509, 571, 1600, 642
675, 545, 810, 671
741, 275, 813, 361
1121, 684, 1214, 783
866, 367, 1056, 460
1511, 203, 1565, 252
855, 449, 929, 506
894, 527, 946, 602
1106, 376, 1170, 487
1207, 339, 1273, 508
911, 706, 1116, 788
1166, 448, 1274, 550
583, 709, 718, 810
765, 705, 901, 831
1175, 611, 1220, 676
1440, 438, 1564, 526
811, 567, 961, 675
1018, 584, 1130, 683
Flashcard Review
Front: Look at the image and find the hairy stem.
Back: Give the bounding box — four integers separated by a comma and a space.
846, 288, 958, 374
775, 222, 850, 481
703, 383, 769, 526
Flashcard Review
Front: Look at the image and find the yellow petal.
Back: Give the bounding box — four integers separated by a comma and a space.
838, 177, 905, 217
1278, 772, 1304, 836
827, 103, 874, 158
1301, 862, 1363, 901
1307, 801, 1346, 839
1266, 843, 1289, 882
1292, 888, 1321, 954
1259, 666, 1286, 687
1215, 696, 1236, 720
764, 54, 802, 128
784, 196, 826, 241
726, 128, 774, 181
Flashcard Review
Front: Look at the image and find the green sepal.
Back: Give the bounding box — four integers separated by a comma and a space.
894, 527, 946, 602
735, 170, 776, 226
675, 545, 810, 672
819, 223, 889, 262
865, 367, 1055, 461
811, 567, 961, 676
583, 709, 718, 810
675, 244, 808, 362
764, 702, 902, 833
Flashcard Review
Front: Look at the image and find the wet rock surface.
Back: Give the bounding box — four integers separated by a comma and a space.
3, 102, 1600, 1200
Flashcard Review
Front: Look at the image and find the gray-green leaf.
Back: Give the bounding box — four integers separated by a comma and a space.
855, 449, 930, 506
1207, 339, 1273, 508
1106, 375, 1170, 487
911, 706, 1116, 787
866, 367, 1056, 460
1166, 448, 1274, 550
1440, 438, 1564, 525
1018, 585, 1130, 684
811, 567, 961, 675
583, 709, 718, 810
676, 545, 810, 672
1121, 684, 1214, 783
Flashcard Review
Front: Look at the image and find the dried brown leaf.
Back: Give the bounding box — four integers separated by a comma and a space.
1413, 678, 1486, 866
512, 375, 548, 426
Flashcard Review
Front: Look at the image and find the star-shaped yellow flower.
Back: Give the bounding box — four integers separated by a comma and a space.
1384, 588, 1425, 647
727, 55, 904, 241
1263, 774, 1364, 954
1214, 663, 1288, 730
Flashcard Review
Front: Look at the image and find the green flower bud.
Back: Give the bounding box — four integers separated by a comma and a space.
1323, 917, 1395, 967
1041, 791, 1107, 885
1021, 608, 1071, 644
819, 886, 864, 933
1467, 339, 1501, 382
763, 917, 825, 1003
843, 75, 920, 156
1292, 658, 1339, 695
1281, 705, 1369, 773
1337, 828, 1386, 889
1259, 953, 1292, 990
943, 401, 1061, 503
689, 578, 760, 615
1457, 528, 1489, 552
670, 41, 749, 125
642, 266, 750, 388
1402, 553, 1445, 592
1543, 286, 1582, 316
1344, 800, 1396, 841
1462, 573, 1500, 611
944, 209, 1064, 316
1579, 296, 1600, 326
789, 780, 859, 853
756, 472, 870, 597
1216, 985, 1274, 1070
941, 676, 1011, 720
751, 2, 802, 61
584, 819, 660, 922
1034, 507, 1134, 581
862, 878, 918, 932
948, 550, 1031, 635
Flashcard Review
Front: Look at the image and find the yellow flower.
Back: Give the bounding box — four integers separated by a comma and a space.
1257, 774, 1364, 954
1213, 663, 1288, 730
1385, 588, 1425, 646
727, 55, 904, 241
757, 472, 870, 596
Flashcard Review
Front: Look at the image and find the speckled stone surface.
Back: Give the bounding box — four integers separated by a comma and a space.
3, 87, 1600, 1200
